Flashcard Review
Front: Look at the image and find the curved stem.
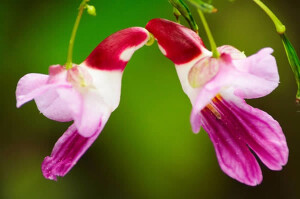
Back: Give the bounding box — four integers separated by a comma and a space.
66, 0, 90, 70
253, 0, 286, 34
197, 9, 220, 58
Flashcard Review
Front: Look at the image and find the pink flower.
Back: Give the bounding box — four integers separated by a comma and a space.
16, 27, 150, 180
146, 18, 288, 186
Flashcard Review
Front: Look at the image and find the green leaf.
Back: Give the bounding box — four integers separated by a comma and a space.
281, 34, 300, 100
168, 0, 198, 32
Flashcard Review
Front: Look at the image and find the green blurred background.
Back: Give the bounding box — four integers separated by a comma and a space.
1, 0, 300, 198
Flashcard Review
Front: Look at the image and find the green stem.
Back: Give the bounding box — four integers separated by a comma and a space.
197, 9, 220, 58
253, 0, 286, 34
66, 0, 90, 70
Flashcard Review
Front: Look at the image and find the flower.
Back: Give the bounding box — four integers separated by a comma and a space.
16, 27, 150, 180
146, 18, 288, 186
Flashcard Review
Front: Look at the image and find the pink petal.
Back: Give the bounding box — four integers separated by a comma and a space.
84, 27, 149, 71
146, 18, 204, 65
199, 95, 288, 185
231, 48, 279, 99
191, 54, 232, 114
35, 87, 80, 122
222, 96, 288, 170
42, 122, 107, 181
217, 45, 246, 60
56, 89, 111, 137
191, 87, 220, 133
48, 64, 68, 83
201, 100, 262, 185
192, 48, 279, 113
16, 73, 49, 107
16, 68, 77, 122
190, 110, 203, 133
75, 94, 111, 137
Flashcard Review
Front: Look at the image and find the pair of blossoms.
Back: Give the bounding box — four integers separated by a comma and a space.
16, 18, 288, 186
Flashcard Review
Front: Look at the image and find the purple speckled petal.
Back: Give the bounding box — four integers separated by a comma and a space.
221, 96, 288, 170
200, 96, 288, 185
201, 101, 262, 186
42, 121, 106, 180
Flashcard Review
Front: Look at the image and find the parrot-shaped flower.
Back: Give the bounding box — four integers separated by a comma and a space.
16, 27, 150, 180
146, 18, 288, 186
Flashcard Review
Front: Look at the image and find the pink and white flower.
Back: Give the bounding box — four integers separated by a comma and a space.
16, 27, 150, 180
146, 18, 288, 186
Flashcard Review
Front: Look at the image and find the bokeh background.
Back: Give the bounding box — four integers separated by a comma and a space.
1, 0, 300, 198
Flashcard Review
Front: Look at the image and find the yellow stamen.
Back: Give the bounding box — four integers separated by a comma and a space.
206, 103, 221, 120
213, 94, 222, 102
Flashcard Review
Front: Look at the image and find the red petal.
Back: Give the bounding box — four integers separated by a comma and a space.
146, 18, 204, 65
84, 27, 149, 71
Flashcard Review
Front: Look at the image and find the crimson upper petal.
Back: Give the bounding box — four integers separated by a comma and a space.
146, 18, 204, 65
84, 27, 149, 71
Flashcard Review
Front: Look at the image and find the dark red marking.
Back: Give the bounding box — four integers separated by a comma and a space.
84, 27, 148, 71
146, 18, 204, 65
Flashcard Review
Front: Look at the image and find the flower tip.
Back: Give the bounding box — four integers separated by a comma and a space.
190, 110, 202, 134
212, 8, 218, 13
245, 178, 262, 186
45, 174, 58, 181
230, 170, 263, 186
192, 126, 200, 134
42, 157, 58, 181
42, 170, 58, 181
41, 156, 71, 181
260, 47, 274, 55
16, 101, 21, 108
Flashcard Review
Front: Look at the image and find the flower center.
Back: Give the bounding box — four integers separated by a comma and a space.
67, 66, 93, 88
206, 103, 221, 119
188, 56, 220, 88
202, 95, 222, 120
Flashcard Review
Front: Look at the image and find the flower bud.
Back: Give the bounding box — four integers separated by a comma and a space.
86, 5, 96, 16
